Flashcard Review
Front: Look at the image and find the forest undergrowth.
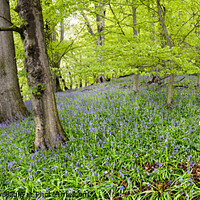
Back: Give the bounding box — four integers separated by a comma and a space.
0, 75, 200, 200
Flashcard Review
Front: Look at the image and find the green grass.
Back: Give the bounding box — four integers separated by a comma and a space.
0, 75, 200, 199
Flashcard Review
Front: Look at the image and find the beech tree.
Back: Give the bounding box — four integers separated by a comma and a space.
16, 0, 67, 150
0, 0, 29, 123
0, 0, 67, 150
132, 1, 139, 94
51, 21, 66, 92
81, 1, 106, 82
157, 0, 174, 107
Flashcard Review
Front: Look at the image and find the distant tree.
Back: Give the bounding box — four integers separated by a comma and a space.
132, 0, 139, 94
81, 1, 106, 82
0, 0, 29, 123
157, 0, 174, 107
45, 12, 66, 92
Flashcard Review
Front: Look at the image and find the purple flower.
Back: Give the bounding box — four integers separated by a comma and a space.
78, 171, 82, 177
187, 155, 192, 162
188, 177, 192, 181
119, 185, 124, 190
68, 188, 74, 194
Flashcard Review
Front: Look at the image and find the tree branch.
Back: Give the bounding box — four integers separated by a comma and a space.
109, 3, 126, 36
81, 11, 95, 37
0, 25, 22, 33
0, 15, 13, 25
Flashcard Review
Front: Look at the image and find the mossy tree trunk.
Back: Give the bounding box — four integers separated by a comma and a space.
0, 0, 29, 124
15, 0, 67, 150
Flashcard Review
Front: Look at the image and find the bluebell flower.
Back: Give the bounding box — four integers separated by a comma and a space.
119, 185, 124, 190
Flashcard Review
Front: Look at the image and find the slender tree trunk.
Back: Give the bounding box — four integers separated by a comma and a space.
0, 0, 29, 123
197, 75, 200, 87
52, 23, 64, 92
167, 74, 174, 105
45, 8, 64, 93
79, 77, 82, 88
96, 3, 105, 47
76, 82, 79, 89
69, 72, 73, 89
132, 3, 139, 94
15, 0, 67, 150
56, 20, 66, 91
133, 74, 139, 94
85, 75, 88, 86
157, 0, 174, 107
96, 3, 106, 67
93, 73, 97, 83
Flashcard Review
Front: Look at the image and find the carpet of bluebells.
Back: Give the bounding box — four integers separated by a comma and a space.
0, 75, 200, 199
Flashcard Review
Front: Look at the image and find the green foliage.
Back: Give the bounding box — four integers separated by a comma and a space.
10, 0, 200, 98
31, 83, 46, 96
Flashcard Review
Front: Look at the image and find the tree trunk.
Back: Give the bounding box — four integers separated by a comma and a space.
69, 72, 73, 89
96, 3, 106, 66
45, 8, 64, 93
0, 0, 29, 123
133, 73, 139, 94
85, 75, 88, 86
197, 75, 200, 87
96, 3, 105, 47
157, 0, 174, 107
79, 77, 82, 88
15, 0, 67, 150
167, 73, 174, 105
132, 2, 139, 94
51, 23, 63, 93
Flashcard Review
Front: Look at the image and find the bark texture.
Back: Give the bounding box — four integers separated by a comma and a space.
0, 0, 29, 123
15, 0, 67, 150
